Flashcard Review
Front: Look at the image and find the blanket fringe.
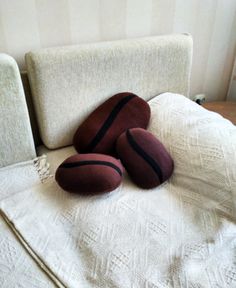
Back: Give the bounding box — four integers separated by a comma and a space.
33, 155, 52, 183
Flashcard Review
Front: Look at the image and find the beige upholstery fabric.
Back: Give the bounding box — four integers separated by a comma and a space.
2, 93, 235, 288
21, 71, 41, 147
26, 34, 193, 149
0, 54, 36, 167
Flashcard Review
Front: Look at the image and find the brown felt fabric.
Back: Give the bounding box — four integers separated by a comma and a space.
116, 128, 174, 189
55, 154, 123, 195
73, 92, 150, 156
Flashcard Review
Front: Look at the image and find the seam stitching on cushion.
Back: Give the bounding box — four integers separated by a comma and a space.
85, 94, 135, 152
126, 129, 163, 183
60, 160, 122, 176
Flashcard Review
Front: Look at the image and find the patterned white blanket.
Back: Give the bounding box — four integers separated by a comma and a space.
0, 157, 54, 287
1, 93, 236, 287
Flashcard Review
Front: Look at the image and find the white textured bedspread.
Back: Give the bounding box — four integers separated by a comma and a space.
1, 93, 236, 288
0, 157, 55, 287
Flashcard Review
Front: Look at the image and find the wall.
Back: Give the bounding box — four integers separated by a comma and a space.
227, 58, 236, 100
0, 0, 236, 101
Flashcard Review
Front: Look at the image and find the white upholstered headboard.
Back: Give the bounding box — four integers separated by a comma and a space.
26, 34, 193, 149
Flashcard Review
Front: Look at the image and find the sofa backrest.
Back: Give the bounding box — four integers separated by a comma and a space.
25, 34, 193, 150
0, 54, 36, 167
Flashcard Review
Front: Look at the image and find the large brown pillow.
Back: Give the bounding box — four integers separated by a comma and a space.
73, 92, 150, 156
116, 128, 174, 189
55, 154, 123, 195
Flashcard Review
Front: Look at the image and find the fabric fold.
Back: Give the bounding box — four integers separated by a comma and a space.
0, 208, 66, 288
0, 155, 55, 287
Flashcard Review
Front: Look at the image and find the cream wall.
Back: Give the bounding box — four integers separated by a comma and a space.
0, 0, 236, 101
227, 58, 236, 100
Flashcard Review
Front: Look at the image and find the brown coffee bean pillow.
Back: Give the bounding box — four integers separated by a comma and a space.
116, 128, 174, 189
55, 154, 123, 195
73, 92, 150, 156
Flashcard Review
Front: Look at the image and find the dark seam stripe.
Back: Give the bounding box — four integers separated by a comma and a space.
60, 160, 122, 176
126, 130, 163, 183
85, 94, 136, 152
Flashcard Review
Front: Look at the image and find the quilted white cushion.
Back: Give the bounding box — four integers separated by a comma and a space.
1, 93, 236, 288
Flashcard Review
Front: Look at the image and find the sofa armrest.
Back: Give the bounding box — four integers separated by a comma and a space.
0, 54, 36, 167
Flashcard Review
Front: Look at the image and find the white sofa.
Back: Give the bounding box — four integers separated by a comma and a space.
0, 34, 236, 288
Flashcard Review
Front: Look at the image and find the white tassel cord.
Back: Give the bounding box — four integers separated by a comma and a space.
33, 155, 52, 183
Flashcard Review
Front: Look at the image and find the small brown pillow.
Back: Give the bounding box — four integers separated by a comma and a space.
73, 92, 150, 156
55, 154, 123, 195
116, 128, 174, 189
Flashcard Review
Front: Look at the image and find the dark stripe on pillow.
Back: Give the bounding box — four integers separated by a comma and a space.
60, 160, 122, 176
126, 129, 163, 183
85, 94, 135, 152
